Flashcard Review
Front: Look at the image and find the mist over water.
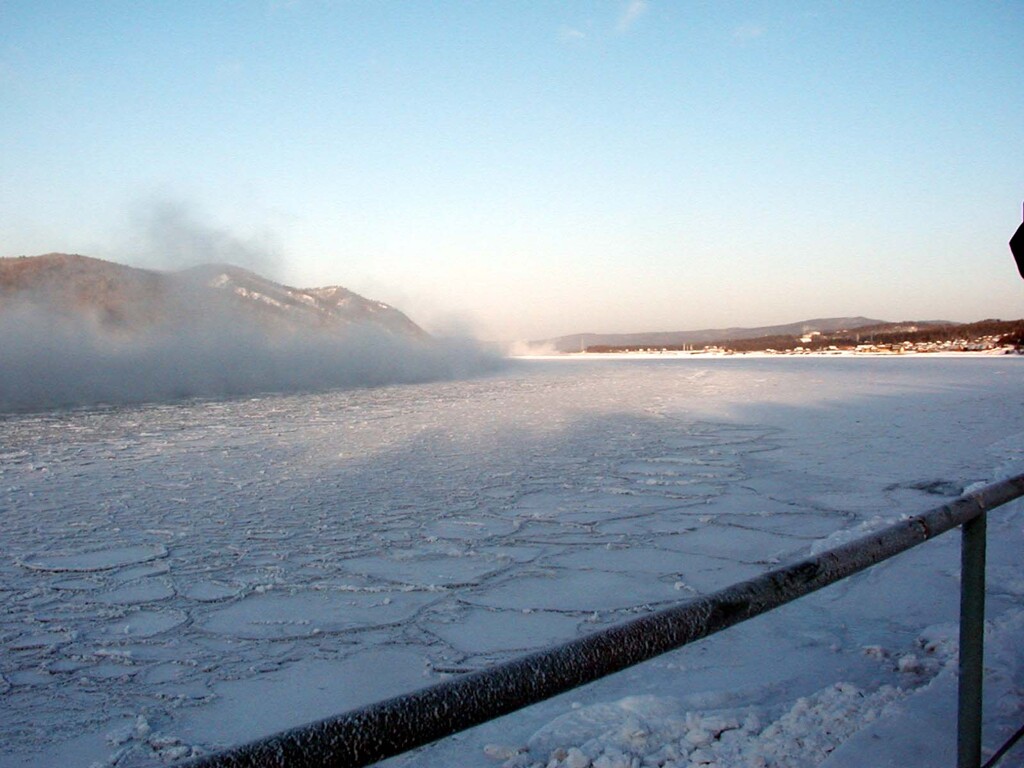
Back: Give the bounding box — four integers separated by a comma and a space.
122, 199, 284, 278
0, 303, 506, 412
2, 199, 506, 411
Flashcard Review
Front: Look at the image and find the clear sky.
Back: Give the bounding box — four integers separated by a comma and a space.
2, 1, 1022, 340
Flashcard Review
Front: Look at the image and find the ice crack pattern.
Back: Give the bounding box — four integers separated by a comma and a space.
2, 357, 1021, 766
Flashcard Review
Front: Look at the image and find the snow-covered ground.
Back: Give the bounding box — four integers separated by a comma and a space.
1, 357, 1022, 767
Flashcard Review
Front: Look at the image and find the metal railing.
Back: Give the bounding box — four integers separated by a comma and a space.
186, 473, 1024, 768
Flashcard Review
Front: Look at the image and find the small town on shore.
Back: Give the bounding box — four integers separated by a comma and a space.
580, 319, 1024, 357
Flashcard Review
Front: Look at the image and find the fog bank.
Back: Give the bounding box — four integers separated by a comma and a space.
0, 305, 505, 412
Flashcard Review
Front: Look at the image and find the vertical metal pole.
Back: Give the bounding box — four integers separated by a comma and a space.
958, 511, 987, 768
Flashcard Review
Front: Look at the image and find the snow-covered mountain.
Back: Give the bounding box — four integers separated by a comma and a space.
181, 262, 425, 338
0, 253, 425, 339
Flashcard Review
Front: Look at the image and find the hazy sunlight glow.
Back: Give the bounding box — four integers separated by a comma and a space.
1, 1, 1021, 339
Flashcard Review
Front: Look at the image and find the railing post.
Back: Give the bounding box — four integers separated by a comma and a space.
957, 511, 987, 768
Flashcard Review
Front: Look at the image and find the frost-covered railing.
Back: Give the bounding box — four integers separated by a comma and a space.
185, 474, 1024, 768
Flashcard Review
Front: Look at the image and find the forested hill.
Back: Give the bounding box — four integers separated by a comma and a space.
539, 317, 886, 353
585, 319, 1024, 353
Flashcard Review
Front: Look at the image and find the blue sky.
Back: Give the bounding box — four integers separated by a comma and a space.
2, 1, 1022, 339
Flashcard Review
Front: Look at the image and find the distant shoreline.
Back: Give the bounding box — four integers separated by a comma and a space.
514, 348, 1021, 360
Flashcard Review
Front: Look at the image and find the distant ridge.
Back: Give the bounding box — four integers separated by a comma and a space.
0, 253, 425, 339
537, 317, 890, 353
0, 254, 509, 412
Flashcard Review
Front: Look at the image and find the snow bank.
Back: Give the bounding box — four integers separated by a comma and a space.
476, 611, 1024, 768
484, 683, 906, 768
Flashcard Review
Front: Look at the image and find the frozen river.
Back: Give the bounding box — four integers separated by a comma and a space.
2, 356, 1023, 767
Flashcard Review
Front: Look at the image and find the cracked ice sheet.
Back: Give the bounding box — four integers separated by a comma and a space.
177, 651, 430, 751
1, 357, 1024, 767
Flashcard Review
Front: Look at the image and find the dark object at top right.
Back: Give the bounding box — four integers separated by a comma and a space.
1011, 202, 1024, 280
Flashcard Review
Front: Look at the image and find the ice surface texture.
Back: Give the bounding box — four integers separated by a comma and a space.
1, 357, 1023, 767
